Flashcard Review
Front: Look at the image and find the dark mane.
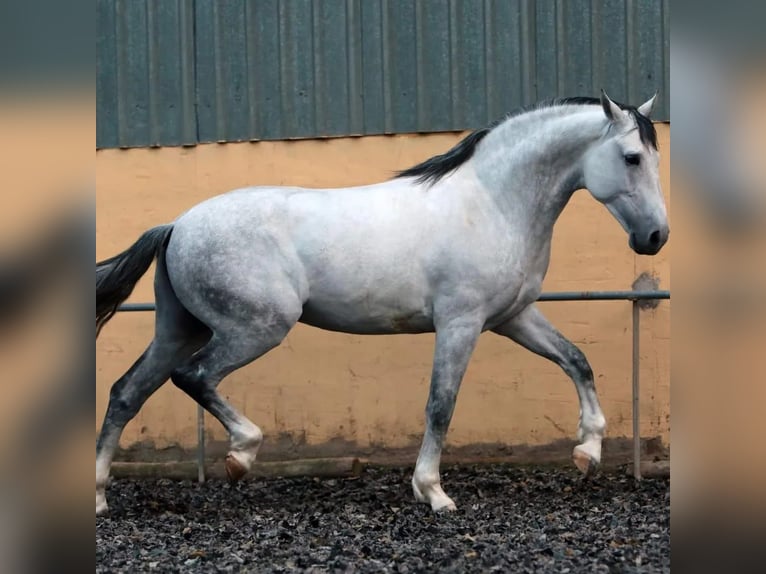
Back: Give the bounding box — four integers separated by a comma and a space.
394, 95, 658, 186
393, 124, 497, 186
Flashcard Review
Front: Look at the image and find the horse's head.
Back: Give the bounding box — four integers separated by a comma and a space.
582, 91, 669, 255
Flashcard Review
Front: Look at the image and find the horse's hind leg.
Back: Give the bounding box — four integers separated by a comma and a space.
96, 248, 210, 516
492, 304, 607, 476
96, 340, 195, 515
171, 299, 302, 483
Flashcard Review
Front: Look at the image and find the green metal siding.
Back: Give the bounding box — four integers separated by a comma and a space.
96, 0, 669, 149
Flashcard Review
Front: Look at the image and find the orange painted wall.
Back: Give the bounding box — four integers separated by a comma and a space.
96, 126, 670, 463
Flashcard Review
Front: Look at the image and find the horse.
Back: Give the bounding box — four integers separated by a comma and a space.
96, 91, 668, 516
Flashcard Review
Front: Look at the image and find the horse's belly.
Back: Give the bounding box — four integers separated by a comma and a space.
295, 231, 436, 334
298, 292, 435, 335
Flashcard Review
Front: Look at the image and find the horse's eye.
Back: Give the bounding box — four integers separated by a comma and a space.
624, 154, 641, 166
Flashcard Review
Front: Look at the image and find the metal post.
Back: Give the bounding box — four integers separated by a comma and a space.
632, 299, 642, 481
197, 404, 206, 483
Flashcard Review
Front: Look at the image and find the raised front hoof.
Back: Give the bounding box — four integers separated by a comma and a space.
572, 445, 598, 477
225, 453, 249, 483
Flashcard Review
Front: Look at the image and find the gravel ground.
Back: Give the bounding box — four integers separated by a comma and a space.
96, 463, 669, 573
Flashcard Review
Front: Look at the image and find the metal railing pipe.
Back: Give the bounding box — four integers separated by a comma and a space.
109, 289, 670, 482
116, 290, 670, 313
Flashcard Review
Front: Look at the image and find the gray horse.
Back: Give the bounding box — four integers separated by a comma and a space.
96, 91, 668, 516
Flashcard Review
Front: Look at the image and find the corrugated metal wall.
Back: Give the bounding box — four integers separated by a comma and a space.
97, 0, 669, 149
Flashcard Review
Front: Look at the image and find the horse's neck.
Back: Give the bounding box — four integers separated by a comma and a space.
473, 106, 606, 233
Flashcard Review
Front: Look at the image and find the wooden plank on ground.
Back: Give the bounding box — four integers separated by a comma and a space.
110, 457, 366, 480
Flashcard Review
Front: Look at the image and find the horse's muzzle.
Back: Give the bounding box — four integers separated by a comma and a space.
629, 226, 669, 255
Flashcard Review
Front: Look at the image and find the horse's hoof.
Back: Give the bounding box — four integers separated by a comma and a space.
225, 453, 249, 483
412, 478, 457, 512
96, 494, 109, 517
433, 499, 457, 513
572, 446, 597, 477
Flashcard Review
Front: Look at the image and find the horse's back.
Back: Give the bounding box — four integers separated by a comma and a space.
163, 179, 459, 334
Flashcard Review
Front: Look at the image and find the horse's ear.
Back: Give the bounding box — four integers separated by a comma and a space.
600, 89, 623, 123
637, 92, 658, 118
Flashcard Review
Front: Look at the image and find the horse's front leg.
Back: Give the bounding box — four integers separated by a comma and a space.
492, 304, 607, 475
413, 316, 483, 512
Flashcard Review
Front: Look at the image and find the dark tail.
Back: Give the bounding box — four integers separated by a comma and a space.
96, 224, 174, 336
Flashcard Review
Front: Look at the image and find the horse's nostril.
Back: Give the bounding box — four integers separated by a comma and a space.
649, 230, 661, 246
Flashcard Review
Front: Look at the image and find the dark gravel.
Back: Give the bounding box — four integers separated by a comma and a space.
96, 464, 669, 573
